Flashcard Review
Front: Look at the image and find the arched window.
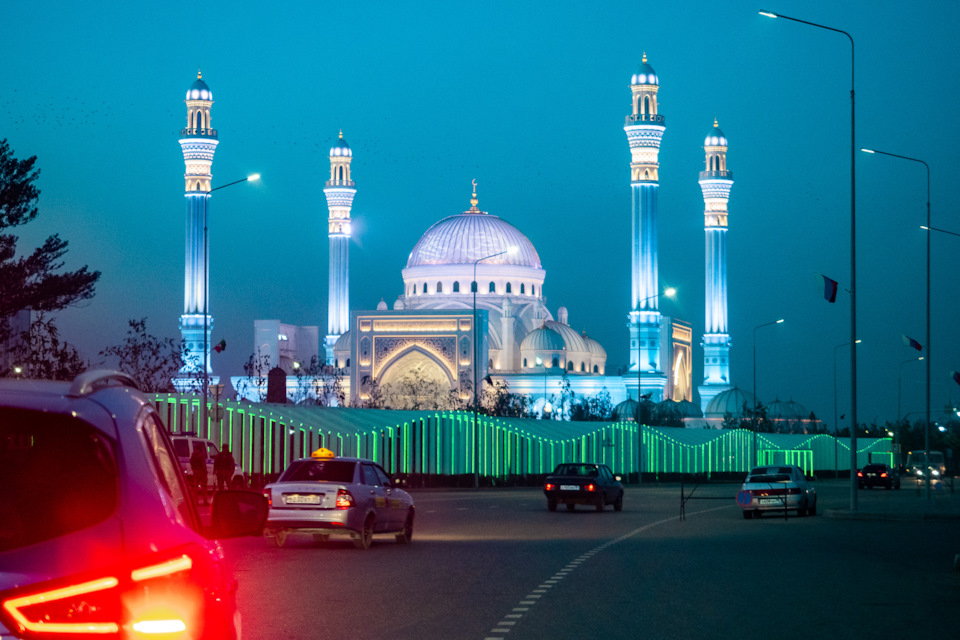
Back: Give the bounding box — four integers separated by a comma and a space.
523, 358, 528, 368
531, 285, 536, 296
552, 356, 559, 368
422, 282, 428, 293
520, 283, 525, 294
643, 96, 650, 116
471, 281, 477, 293
196, 181, 201, 191
346, 358, 351, 368
488, 282, 496, 293
453, 281, 460, 293
567, 362, 574, 371
580, 362, 586, 372
436, 281, 443, 293
593, 365, 598, 373
337, 166, 344, 181
506, 282, 512, 293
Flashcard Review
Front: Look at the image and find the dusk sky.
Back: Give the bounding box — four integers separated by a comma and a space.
3, 0, 958, 427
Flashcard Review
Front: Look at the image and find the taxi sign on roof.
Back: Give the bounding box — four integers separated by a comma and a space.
311, 447, 335, 459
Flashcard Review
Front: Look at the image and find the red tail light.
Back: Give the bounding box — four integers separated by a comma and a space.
585, 483, 596, 492
880, 472, 888, 478
336, 488, 354, 509
545, 483, 555, 491
262, 489, 272, 507
857, 471, 863, 478
0, 546, 213, 639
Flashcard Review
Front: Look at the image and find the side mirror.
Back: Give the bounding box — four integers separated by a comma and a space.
206, 490, 268, 539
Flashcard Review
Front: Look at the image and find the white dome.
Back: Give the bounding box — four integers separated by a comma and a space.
405, 210, 541, 269
520, 326, 565, 352
704, 387, 756, 418
543, 320, 588, 354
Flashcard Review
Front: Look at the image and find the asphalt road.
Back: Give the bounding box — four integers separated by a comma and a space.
221, 481, 958, 639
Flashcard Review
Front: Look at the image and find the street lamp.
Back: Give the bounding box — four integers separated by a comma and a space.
833, 339, 861, 478
535, 357, 551, 419
201, 173, 260, 438
633, 287, 676, 486
760, 9, 858, 510
472, 245, 517, 489
861, 147, 932, 500
752, 318, 784, 464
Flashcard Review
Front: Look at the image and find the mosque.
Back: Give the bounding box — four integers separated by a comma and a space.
174, 59, 763, 423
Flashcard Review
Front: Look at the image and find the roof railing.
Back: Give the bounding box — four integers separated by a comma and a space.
68, 370, 139, 397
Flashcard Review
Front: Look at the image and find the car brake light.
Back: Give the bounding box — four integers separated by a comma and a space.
336, 488, 354, 508
262, 489, 272, 507
0, 548, 208, 639
585, 483, 596, 492
880, 472, 887, 478
545, 483, 555, 491
857, 471, 863, 477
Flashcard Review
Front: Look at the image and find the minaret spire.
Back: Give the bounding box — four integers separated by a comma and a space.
623, 54, 667, 401
324, 132, 356, 365
697, 120, 734, 411
174, 71, 219, 392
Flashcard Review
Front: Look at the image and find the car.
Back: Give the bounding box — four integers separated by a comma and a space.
858, 463, 901, 489
738, 464, 817, 519
0, 370, 267, 640
262, 448, 415, 549
172, 433, 246, 490
543, 462, 624, 512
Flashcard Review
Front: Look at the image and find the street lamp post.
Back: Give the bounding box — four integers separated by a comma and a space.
535, 357, 551, 419
760, 9, 857, 510
752, 318, 784, 464
897, 356, 924, 425
861, 148, 931, 500
634, 287, 676, 485
201, 173, 260, 438
834, 339, 861, 478
472, 246, 517, 489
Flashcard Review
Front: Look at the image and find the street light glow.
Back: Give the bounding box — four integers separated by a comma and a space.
758, 10, 778, 18
247, 173, 261, 181
860, 148, 875, 154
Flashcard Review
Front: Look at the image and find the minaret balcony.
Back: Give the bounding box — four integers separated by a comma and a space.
625, 113, 665, 125
180, 127, 219, 139
699, 170, 733, 180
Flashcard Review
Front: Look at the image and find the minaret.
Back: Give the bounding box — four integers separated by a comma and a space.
174, 71, 219, 392
698, 120, 734, 411
324, 131, 355, 365
624, 54, 667, 400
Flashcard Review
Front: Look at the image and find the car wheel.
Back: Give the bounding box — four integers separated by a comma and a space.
273, 530, 287, 548
743, 510, 753, 520
396, 511, 414, 544
613, 493, 623, 512
353, 515, 374, 549
547, 500, 557, 512
566, 503, 575, 512
595, 493, 605, 512
798, 499, 808, 517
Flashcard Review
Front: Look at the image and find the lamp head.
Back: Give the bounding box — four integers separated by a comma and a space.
247, 173, 261, 182
664, 287, 677, 299
759, 10, 779, 18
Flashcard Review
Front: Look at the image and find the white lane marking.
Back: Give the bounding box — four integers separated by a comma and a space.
482, 504, 729, 639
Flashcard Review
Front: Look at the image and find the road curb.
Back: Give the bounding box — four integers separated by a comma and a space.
824, 508, 960, 521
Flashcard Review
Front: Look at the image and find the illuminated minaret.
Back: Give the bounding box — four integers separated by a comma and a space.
698, 120, 734, 411
174, 71, 219, 391
624, 54, 667, 400
324, 132, 355, 365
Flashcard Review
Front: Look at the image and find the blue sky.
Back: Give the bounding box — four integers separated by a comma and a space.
3, 0, 959, 426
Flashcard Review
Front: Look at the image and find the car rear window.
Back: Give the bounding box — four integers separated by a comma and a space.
554, 464, 599, 476
172, 438, 191, 458
0, 408, 118, 552
863, 464, 886, 471
280, 459, 356, 483
748, 474, 791, 483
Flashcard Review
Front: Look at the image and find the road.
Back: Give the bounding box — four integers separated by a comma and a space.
222, 481, 958, 639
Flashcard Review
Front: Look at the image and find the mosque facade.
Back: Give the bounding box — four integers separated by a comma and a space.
212, 59, 739, 417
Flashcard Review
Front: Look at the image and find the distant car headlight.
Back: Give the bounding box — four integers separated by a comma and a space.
932, 469, 940, 477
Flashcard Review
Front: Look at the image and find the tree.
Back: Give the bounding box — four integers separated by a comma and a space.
99, 318, 181, 392
234, 348, 271, 401
383, 369, 452, 410
0, 140, 100, 344
482, 378, 532, 418
8, 312, 86, 380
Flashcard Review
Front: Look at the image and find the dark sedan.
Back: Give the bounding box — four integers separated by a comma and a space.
858, 463, 901, 489
543, 463, 624, 512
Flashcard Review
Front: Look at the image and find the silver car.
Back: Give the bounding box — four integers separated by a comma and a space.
262, 449, 415, 549
738, 464, 817, 519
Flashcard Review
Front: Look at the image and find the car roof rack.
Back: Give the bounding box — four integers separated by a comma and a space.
68, 370, 139, 397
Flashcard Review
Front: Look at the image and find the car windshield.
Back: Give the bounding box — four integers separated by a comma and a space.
0, 408, 118, 552
747, 473, 791, 483
280, 459, 356, 483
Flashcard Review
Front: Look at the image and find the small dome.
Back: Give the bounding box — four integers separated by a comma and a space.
677, 399, 703, 418
543, 320, 588, 354
376, 298, 388, 311
767, 399, 808, 421
704, 387, 756, 418
613, 398, 638, 422
630, 53, 658, 86
334, 330, 351, 352
520, 326, 565, 353
330, 131, 352, 157
393, 296, 406, 310
704, 120, 727, 147
583, 335, 606, 359
186, 71, 213, 101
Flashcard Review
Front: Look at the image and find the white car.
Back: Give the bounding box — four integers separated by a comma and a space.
262, 449, 415, 549
738, 465, 817, 519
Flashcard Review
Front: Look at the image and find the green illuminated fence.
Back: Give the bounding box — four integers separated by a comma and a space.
152, 395, 892, 479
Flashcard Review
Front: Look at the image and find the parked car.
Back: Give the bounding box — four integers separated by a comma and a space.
0, 370, 267, 640
262, 448, 415, 549
172, 433, 246, 490
857, 463, 901, 489
738, 465, 817, 519
543, 463, 624, 512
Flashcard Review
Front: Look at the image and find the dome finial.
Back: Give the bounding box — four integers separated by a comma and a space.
470, 179, 479, 209
339, 129, 343, 139
197, 69, 202, 80
714, 118, 719, 128
642, 52, 647, 64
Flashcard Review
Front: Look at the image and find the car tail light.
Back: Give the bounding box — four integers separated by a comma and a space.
585, 483, 596, 492
262, 489, 272, 507
545, 483, 555, 491
336, 488, 354, 509
0, 545, 214, 639
880, 472, 887, 478
857, 471, 863, 478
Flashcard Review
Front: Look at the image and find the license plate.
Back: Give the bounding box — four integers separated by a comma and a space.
285, 494, 321, 505
758, 498, 782, 505
560, 485, 580, 491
